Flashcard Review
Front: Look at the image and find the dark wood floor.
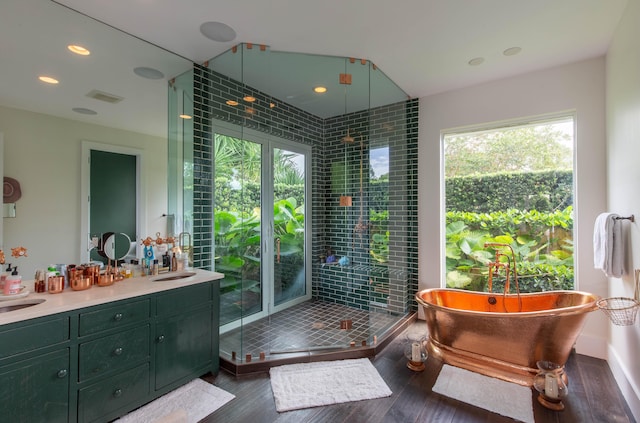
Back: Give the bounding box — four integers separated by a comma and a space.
203, 322, 636, 423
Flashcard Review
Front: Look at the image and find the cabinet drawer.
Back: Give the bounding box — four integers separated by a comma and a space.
156, 283, 211, 317
0, 316, 68, 358
78, 362, 150, 423
79, 299, 150, 336
79, 325, 150, 382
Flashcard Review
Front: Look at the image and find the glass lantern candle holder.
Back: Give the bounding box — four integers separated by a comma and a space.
403, 334, 427, 371
533, 360, 569, 411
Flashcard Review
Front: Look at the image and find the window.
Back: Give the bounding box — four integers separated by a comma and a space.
443, 116, 574, 293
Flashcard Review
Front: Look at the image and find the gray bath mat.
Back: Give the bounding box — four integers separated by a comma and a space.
433, 364, 534, 423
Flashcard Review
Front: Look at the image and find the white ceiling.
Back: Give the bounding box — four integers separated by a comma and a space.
0, 0, 629, 137
54, 0, 629, 97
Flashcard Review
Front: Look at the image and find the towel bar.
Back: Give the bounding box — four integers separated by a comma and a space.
615, 215, 635, 222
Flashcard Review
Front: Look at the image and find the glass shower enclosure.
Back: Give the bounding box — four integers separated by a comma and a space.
168, 43, 419, 369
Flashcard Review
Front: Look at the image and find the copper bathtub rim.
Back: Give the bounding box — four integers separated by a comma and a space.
416, 288, 600, 317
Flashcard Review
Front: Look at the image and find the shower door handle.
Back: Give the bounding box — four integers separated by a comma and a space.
275, 238, 281, 263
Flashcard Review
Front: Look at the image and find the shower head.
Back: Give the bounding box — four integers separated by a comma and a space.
342, 128, 355, 143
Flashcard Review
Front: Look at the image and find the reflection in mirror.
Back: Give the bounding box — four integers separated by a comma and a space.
3, 204, 16, 219
0, 0, 193, 277
102, 232, 133, 262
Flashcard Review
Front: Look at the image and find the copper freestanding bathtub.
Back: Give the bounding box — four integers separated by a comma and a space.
416, 288, 599, 386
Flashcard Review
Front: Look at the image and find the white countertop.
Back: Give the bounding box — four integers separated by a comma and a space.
0, 269, 224, 326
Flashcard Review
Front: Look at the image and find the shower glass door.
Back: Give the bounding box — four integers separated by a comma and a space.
215, 125, 311, 333
215, 133, 264, 328
272, 146, 309, 311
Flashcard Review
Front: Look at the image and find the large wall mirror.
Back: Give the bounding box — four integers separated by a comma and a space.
0, 0, 192, 277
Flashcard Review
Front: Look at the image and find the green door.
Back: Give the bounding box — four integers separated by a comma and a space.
89, 150, 137, 262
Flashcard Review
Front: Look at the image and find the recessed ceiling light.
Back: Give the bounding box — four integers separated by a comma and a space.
226, 100, 239, 106
468, 57, 485, 66
179, 114, 192, 119
72, 107, 97, 115
38, 76, 59, 84
134, 67, 165, 80
314, 86, 327, 93
68, 45, 90, 56
243, 96, 256, 102
503, 47, 522, 56
200, 21, 236, 42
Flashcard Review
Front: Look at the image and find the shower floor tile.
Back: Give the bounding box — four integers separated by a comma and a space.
219, 300, 402, 362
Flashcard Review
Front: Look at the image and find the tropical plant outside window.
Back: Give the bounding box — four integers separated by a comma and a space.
444, 117, 574, 293
369, 147, 390, 264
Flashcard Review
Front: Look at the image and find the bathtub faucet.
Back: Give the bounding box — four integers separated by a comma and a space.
484, 242, 522, 311
486, 252, 509, 294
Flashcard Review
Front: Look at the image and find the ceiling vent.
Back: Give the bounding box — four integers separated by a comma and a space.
86, 90, 124, 104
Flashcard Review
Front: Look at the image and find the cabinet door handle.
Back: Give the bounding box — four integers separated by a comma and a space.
157, 335, 165, 343
57, 369, 68, 378
113, 388, 123, 398
113, 347, 123, 356
113, 312, 124, 321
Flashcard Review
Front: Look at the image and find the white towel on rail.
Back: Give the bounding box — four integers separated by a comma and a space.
593, 212, 624, 277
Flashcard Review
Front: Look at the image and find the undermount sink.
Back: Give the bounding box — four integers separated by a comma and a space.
0, 298, 46, 314
149, 271, 197, 282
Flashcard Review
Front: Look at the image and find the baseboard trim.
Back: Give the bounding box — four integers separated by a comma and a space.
608, 344, 640, 421
574, 332, 607, 359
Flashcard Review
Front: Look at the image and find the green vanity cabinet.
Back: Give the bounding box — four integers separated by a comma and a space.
0, 276, 221, 423
0, 316, 71, 423
154, 282, 219, 391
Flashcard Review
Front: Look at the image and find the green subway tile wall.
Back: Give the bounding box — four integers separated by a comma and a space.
190, 63, 418, 313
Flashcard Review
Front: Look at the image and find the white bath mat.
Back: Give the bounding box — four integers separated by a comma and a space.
433, 365, 534, 423
115, 378, 235, 423
269, 358, 392, 412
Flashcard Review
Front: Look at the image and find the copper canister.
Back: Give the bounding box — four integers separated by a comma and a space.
68, 266, 84, 285
48, 276, 65, 294
84, 264, 101, 285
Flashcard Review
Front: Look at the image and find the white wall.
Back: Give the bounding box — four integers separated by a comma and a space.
418, 57, 610, 356
0, 105, 168, 279
605, 0, 640, 419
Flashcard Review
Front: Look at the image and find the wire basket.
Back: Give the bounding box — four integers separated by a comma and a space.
596, 297, 640, 326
